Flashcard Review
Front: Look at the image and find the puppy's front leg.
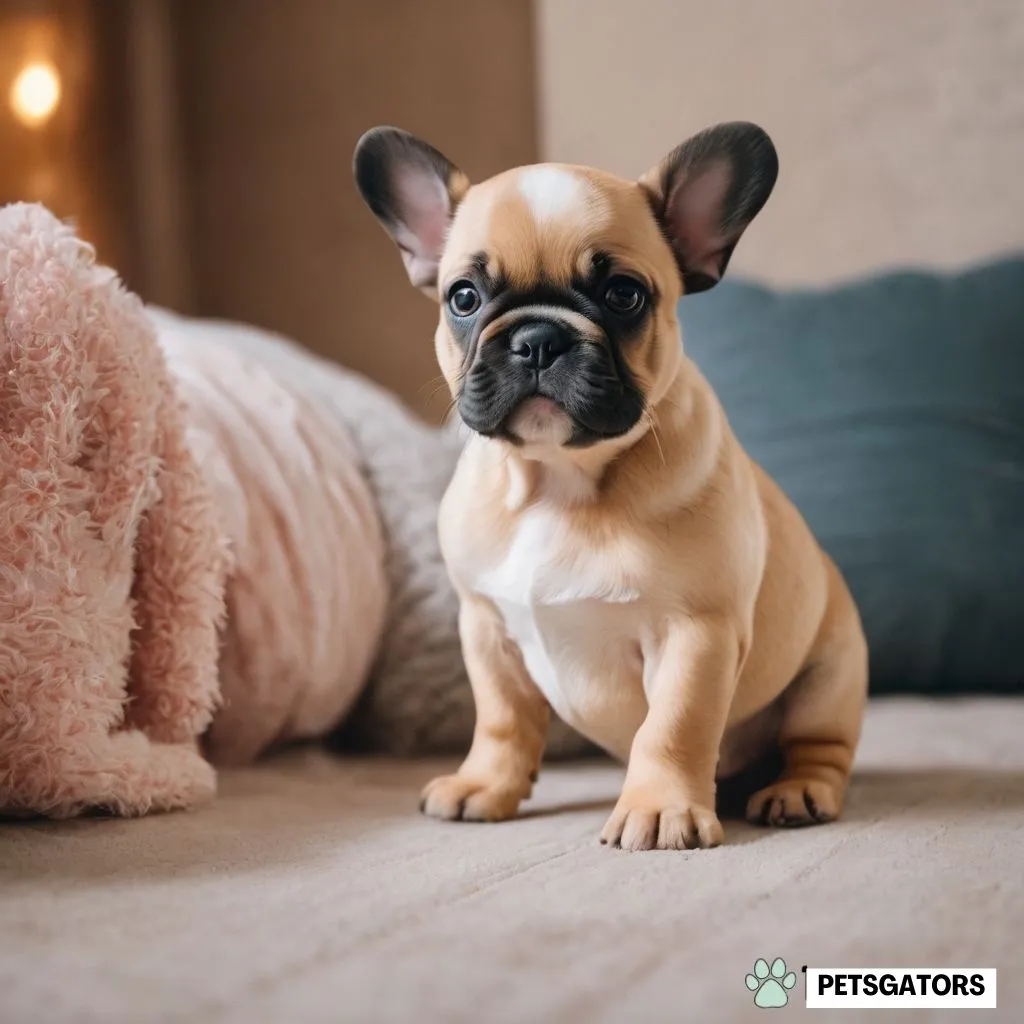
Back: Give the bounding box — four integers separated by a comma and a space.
601, 615, 741, 851
421, 594, 550, 823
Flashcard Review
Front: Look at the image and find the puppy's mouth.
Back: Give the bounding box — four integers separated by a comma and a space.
457, 311, 646, 448
505, 396, 573, 446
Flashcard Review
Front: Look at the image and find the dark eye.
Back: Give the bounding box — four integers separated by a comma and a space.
448, 282, 481, 317
604, 277, 646, 317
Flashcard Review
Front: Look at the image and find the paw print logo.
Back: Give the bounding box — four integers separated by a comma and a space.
745, 957, 797, 1008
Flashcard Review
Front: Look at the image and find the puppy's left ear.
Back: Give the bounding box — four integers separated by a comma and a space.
354, 126, 470, 293
640, 122, 778, 294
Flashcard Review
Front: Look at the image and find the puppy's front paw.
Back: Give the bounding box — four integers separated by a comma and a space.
419, 774, 523, 823
600, 790, 724, 851
746, 778, 840, 827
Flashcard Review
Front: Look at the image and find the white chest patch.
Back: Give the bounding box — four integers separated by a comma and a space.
517, 167, 589, 225
472, 508, 649, 757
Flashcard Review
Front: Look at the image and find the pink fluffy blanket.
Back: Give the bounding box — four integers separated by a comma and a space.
0, 204, 387, 817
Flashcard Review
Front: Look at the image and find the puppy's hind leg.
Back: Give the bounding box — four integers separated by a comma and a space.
747, 565, 868, 827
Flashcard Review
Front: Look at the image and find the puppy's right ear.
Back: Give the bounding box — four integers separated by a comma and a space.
353, 127, 469, 294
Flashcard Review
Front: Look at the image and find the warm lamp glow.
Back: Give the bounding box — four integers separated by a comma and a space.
9, 61, 61, 128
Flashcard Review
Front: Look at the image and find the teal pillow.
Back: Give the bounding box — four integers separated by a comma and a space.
678, 258, 1024, 694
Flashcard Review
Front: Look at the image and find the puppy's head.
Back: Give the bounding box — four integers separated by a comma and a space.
354, 123, 776, 450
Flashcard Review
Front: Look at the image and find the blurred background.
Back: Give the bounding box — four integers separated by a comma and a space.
1, 0, 1022, 421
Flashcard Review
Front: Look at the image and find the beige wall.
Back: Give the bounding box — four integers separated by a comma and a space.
537, 0, 1024, 284
172, 0, 537, 421
0, 1, 132, 278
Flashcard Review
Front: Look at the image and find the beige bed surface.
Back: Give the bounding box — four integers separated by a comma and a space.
2, 698, 1021, 1023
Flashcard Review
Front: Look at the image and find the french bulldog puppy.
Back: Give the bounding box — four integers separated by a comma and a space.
354, 123, 867, 850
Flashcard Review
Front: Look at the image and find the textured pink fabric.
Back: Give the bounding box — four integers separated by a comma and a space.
157, 315, 389, 766
0, 203, 227, 818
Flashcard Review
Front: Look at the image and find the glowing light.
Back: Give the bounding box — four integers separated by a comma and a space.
10, 62, 61, 128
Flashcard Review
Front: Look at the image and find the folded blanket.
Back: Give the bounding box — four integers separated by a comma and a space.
154, 312, 388, 765
0, 204, 225, 818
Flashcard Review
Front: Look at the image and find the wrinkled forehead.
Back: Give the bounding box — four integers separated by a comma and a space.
439, 165, 669, 289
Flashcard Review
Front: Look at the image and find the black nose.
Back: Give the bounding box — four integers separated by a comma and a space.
508, 322, 573, 371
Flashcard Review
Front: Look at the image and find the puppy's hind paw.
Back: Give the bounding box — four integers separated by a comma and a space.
746, 778, 841, 828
